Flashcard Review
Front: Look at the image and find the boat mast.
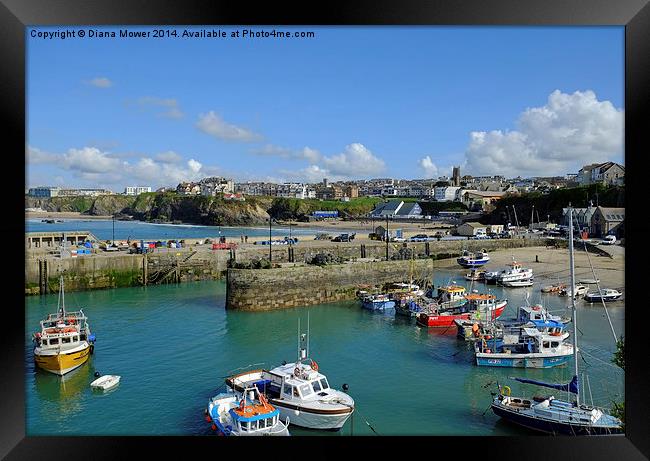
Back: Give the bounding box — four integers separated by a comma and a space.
568, 205, 580, 406
58, 275, 66, 318
530, 205, 534, 230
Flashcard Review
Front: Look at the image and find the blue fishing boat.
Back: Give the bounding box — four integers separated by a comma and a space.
474, 326, 573, 368
361, 293, 395, 311
205, 385, 290, 436
489, 206, 623, 434
457, 249, 490, 268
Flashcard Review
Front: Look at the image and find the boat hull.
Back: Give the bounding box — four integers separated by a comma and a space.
491, 402, 623, 435
34, 343, 91, 375
475, 353, 571, 368
268, 399, 353, 430
417, 304, 505, 328
457, 258, 490, 268
361, 300, 395, 310
584, 295, 621, 302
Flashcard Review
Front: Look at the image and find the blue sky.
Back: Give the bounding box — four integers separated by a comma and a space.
26, 26, 624, 191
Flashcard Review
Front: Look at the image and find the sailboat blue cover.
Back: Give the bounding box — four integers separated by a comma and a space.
513, 375, 578, 394
529, 319, 564, 329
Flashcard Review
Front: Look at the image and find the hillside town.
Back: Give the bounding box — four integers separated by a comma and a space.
27, 161, 624, 203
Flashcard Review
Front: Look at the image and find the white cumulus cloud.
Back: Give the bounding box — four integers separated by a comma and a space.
320, 143, 386, 177
463, 90, 624, 177
251, 144, 322, 163
273, 143, 385, 182
26, 145, 220, 190
419, 156, 439, 178
196, 111, 263, 142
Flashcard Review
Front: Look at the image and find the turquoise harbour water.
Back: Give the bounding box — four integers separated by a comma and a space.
25, 270, 624, 436
26, 219, 359, 242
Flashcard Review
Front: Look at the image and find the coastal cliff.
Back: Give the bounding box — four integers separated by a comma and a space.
25, 193, 379, 225
26, 193, 273, 225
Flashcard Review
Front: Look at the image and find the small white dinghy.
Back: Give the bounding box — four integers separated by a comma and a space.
90, 374, 121, 391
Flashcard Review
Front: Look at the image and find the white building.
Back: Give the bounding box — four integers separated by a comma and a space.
28, 187, 61, 198
275, 183, 311, 199
124, 186, 152, 196
434, 186, 461, 202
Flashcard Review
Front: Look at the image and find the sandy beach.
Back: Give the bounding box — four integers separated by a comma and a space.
435, 245, 625, 292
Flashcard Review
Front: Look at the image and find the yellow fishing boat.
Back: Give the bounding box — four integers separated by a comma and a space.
32, 276, 96, 376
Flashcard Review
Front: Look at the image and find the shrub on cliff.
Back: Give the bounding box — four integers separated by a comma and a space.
307, 252, 343, 266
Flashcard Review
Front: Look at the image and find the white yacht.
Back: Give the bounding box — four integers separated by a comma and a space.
496, 259, 533, 285
226, 316, 355, 431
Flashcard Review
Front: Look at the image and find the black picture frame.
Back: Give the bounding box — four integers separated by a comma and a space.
3, 0, 648, 458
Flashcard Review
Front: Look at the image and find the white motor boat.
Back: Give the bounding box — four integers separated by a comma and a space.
559, 284, 588, 299
501, 278, 534, 287
90, 374, 120, 391
497, 259, 533, 284
226, 316, 354, 431
584, 288, 622, 303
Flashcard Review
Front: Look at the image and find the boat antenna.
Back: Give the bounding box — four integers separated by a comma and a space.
297, 317, 300, 363
307, 311, 310, 360
568, 205, 580, 406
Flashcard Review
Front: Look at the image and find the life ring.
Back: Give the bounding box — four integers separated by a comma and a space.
532, 306, 541, 311
502, 386, 511, 396
238, 399, 245, 411
310, 359, 319, 372
550, 331, 561, 336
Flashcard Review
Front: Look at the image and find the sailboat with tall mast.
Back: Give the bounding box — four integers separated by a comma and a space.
32, 276, 96, 375
488, 206, 623, 434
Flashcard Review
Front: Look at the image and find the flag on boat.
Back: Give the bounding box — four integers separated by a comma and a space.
512, 375, 578, 394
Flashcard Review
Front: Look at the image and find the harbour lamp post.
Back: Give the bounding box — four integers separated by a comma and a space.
269, 217, 273, 263
112, 214, 115, 246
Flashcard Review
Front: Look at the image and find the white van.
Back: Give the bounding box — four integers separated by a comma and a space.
602, 235, 617, 245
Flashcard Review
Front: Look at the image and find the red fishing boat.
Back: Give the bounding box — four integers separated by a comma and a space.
416, 292, 507, 328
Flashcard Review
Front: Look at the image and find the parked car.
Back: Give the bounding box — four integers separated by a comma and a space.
390, 236, 407, 242
409, 234, 431, 242
333, 233, 355, 242
601, 235, 617, 245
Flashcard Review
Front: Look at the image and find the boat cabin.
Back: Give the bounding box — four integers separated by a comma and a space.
236, 363, 333, 403
34, 310, 91, 349
477, 328, 566, 355
436, 285, 467, 303
228, 401, 282, 435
